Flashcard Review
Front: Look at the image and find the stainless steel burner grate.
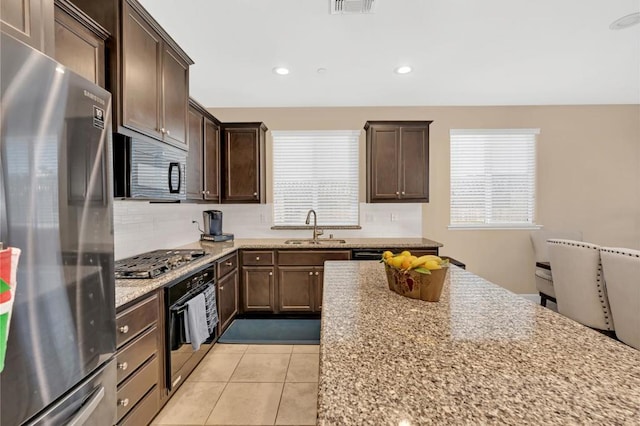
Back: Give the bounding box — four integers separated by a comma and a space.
115, 249, 206, 279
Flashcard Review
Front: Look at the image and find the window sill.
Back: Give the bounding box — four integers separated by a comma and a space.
448, 224, 542, 231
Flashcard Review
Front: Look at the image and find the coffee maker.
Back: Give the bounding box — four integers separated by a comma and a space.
201, 210, 234, 242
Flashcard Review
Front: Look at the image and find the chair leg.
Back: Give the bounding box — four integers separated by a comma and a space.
539, 292, 547, 307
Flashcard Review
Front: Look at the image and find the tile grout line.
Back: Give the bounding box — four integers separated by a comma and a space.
202, 345, 248, 425
272, 351, 294, 426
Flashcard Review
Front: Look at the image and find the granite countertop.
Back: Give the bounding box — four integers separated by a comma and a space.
318, 261, 640, 425
115, 237, 442, 308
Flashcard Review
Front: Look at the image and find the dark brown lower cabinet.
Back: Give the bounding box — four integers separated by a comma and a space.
242, 266, 275, 312
115, 290, 164, 426
278, 266, 316, 312
218, 269, 239, 333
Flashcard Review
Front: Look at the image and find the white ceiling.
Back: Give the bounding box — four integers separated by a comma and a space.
138, 0, 640, 107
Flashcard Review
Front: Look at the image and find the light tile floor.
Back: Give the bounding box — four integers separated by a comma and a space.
152, 344, 320, 426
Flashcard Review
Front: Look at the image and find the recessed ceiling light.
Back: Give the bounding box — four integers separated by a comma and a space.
273, 67, 290, 75
609, 12, 640, 30
394, 66, 412, 75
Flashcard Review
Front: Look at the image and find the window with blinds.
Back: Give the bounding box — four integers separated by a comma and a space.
449, 129, 539, 229
272, 130, 360, 226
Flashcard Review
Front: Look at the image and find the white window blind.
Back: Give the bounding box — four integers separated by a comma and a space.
449, 129, 538, 228
272, 130, 360, 226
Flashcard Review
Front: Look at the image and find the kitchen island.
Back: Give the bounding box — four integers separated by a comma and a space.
318, 261, 640, 425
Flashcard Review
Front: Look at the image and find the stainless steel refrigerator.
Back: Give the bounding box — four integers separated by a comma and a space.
0, 33, 117, 425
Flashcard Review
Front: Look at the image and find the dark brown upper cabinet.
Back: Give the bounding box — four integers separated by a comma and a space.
222, 123, 267, 204
54, 0, 108, 88
187, 98, 220, 201
1, 0, 54, 55
71, 0, 193, 150
365, 121, 432, 203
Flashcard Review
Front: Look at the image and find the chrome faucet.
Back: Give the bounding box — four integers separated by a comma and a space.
305, 209, 323, 242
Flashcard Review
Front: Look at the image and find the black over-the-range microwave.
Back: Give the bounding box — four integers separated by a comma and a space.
113, 133, 187, 200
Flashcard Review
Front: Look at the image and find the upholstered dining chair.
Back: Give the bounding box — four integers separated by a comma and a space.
530, 230, 582, 307
600, 247, 640, 350
547, 239, 614, 332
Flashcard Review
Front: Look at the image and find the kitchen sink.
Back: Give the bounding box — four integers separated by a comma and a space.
284, 239, 347, 244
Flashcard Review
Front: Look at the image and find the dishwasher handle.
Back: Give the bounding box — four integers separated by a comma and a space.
351, 249, 385, 260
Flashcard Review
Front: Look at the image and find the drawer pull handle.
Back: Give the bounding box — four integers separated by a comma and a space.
253, 192, 258, 197
309, 272, 313, 276
118, 398, 129, 407
269, 271, 273, 276
225, 262, 233, 266
256, 256, 260, 261
117, 362, 128, 371
119, 325, 129, 334
401, 191, 405, 195
315, 272, 319, 276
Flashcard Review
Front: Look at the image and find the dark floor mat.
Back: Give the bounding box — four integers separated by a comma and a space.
218, 318, 320, 344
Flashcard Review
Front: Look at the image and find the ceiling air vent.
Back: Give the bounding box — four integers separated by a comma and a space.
331, 0, 376, 15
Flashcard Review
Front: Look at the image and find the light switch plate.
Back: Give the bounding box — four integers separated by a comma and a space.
390, 213, 398, 222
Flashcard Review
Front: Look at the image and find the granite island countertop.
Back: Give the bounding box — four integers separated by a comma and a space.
318, 261, 640, 425
115, 237, 442, 308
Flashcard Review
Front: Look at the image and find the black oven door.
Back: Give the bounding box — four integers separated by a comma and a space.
165, 267, 217, 391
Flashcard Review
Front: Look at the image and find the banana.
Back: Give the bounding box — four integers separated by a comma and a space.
409, 255, 442, 269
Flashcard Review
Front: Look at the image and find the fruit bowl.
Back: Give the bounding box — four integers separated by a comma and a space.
382, 251, 449, 302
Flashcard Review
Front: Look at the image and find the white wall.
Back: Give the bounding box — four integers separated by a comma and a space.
113, 201, 422, 260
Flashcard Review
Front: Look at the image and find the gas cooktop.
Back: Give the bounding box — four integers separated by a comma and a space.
115, 249, 206, 279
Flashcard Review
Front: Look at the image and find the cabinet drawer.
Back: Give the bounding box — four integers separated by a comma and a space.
116, 294, 159, 348
117, 356, 159, 421
242, 250, 274, 266
277, 250, 351, 266
217, 252, 238, 279
118, 385, 160, 426
116, 325, 158, 384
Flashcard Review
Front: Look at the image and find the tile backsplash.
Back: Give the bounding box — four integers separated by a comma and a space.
113, 201, 422, 259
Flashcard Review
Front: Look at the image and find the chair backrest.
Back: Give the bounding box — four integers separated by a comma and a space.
530, 230, 583, 263
600, 247, 640, 350
547, 239, 614, 330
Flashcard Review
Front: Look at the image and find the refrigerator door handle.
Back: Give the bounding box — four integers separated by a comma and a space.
66, 386, 105, 426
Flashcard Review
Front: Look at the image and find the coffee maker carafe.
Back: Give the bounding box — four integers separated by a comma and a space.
201, 210, 234, 242
203, 210, 223, 236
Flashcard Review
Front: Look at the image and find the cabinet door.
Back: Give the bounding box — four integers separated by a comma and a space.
223, 128, 259, 202
278, 267, 313, 312
1, 0, 54, 54
161, 44, 189, 148
121, 2, 162, 139
242, 266, 275, 312
54, 4, 105, 87
203, 118, 220, 201
369, 127, 401, 201
400, 126, 429, 201
314, 268, 323, 312
217, 270, 238, 333
186, 107, 203, 199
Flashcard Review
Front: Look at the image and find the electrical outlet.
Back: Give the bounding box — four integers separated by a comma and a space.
390, 213, 398, 222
